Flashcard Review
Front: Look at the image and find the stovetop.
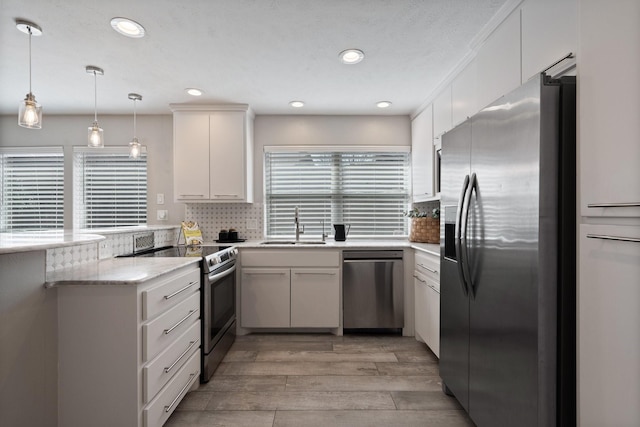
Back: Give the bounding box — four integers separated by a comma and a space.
128, 245, 238, 274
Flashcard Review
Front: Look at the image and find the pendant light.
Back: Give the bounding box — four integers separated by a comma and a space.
86, 66, 104, 148
16, 19, 43, 129
128, 93, 142, 158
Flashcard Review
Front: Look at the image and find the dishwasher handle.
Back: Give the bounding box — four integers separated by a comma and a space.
343, 259, 403, 263
343, 250, 403, 260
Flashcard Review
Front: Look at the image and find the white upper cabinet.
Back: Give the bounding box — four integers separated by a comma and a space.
521, 0, 577, 82
452, 59, 477, 127
172, 113, 210, 201
172, 105, 254, 203
411, 104, 434, 201
433, 86, 452, 138
476, 9, 521, 110
579, 0, 640, 217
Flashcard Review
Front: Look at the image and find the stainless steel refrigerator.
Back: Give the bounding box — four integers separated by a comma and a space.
439, 73, 576, 427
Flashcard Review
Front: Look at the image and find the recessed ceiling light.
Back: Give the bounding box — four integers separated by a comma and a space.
376, 101, 392, 108
110, 17, 145, 38
186, 88, 204, 96
339, 49, 365, 64
289, 101, 305, 108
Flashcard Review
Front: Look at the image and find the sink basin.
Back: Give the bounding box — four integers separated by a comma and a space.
260, 240, 326, 245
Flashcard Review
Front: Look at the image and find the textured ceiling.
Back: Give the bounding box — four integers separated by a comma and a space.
0, 0, 507, 115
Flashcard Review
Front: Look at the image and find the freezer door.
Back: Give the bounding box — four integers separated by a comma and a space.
439, 119, 471, 411
467, 76, 546, 427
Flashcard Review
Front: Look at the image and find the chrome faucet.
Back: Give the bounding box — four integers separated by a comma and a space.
294, 206, 304, 241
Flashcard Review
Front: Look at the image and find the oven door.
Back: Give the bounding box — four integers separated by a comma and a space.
203, 261, 236, 354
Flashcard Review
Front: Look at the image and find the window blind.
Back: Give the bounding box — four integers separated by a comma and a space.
74, 147, 147, 229
0, 147, 64, 231
265, 148, 410, 238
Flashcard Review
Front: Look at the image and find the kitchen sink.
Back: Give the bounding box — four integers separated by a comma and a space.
260, 240, 326, 245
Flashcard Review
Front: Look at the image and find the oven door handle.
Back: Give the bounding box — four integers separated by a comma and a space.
208, 264, 237, 282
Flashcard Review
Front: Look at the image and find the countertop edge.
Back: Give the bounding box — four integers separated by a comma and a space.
0, 233, 105, 255
45, 257, 200, 287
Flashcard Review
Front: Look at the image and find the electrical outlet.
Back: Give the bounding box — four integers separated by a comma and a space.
157, 210, 168, 221
99, 240, 109, 251
247, 219, 257, 230
157, 193, 165, 205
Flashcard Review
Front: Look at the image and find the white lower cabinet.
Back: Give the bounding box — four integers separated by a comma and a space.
579, 224, 640, 426
240, 268, 291, 328
291, 268, 340, 328
413, 250, 440, 357
57, 264, 201, 427
240, 250, 340, 329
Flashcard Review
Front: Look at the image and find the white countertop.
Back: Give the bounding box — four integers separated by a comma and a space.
0, 231, 105, 255
228, 239, 440, 255
45, 257, 200, 287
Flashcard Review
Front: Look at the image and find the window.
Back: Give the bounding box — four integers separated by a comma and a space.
265, 147, 410, 238
74, 147, 147, 229
0, 147, 65, 231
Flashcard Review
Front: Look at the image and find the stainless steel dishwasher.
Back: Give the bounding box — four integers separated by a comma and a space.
342, 250, 404, 330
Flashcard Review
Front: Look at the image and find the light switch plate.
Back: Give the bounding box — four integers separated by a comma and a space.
157, 193, 165, 205
157, 210, 168, 220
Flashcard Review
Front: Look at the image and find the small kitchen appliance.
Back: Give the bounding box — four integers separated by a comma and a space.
333, 224, 350, 241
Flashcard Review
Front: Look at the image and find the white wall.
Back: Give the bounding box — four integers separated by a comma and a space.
253, 115, 411, 203
0, 114, 185, 228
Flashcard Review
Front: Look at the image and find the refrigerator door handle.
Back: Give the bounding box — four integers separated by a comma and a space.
455, 175, 470, 296
460, 172, 476, 296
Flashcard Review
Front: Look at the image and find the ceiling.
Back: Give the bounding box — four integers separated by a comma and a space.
0, 0, 507, 116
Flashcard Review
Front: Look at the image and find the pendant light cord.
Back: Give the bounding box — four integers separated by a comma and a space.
28, 26, 32, 94
133, 98, 137, 137
93, 71, 98, 122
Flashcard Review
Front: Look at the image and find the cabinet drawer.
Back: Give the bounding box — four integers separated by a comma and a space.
144, 321, 200, 402
143, 268, 200, 321
144, 292, 200, 362
415, 251, 440, 282
144, 349, 200, 427
242, 250, 339, 267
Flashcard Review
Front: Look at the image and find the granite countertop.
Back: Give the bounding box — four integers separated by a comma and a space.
0, 231, 105, 255
45, 257, 200, 287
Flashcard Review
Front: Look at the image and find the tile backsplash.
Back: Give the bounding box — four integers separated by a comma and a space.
184, 203, 264, 241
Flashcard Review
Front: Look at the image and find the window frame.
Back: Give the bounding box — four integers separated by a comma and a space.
73, 146, 148, 229
264, 146, 411, 239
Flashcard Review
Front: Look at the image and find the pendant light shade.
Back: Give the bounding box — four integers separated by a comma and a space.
16, 20, 43, 129
86, 66, 104, 148
128, 93, 142, 158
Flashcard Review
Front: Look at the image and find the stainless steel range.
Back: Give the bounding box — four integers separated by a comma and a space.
122, 240, 237, 382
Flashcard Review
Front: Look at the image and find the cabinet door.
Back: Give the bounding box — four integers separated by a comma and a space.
209, 111, 246, 201
290, 268, 339, 328
173, 113, 210, 201
476, 9, 521, 110
433, 86, 452, 138
414, 273, 429, 343
411, 105, 434, 201
240, 268, 290, 328
452, 60, 477, 127
521, 0, 577, 82
579, 0, 640, 217
579, 224, 640, 426
426, 278, 440, 358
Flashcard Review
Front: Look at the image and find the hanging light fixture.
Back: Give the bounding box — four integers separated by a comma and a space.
128, 93, 142, 158
86, 66, 104, 148
16, 19, 43, 129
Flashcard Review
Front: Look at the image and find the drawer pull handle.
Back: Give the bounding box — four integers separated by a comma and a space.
164, 341, 198, 374
588, 202, 640, 208
293, 272, 337, 276
164, 310, 196, 335
413, 275, 427, 283
164, 282, 198, 300
213, 194, 239, 197
587, 234, 640, 244
417, 263, 438, 273
164, 372, 196, 413
244, 272, 287, 275
179, 194, 205, 197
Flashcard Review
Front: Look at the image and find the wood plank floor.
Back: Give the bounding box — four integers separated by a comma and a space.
165, 334, 475, 427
